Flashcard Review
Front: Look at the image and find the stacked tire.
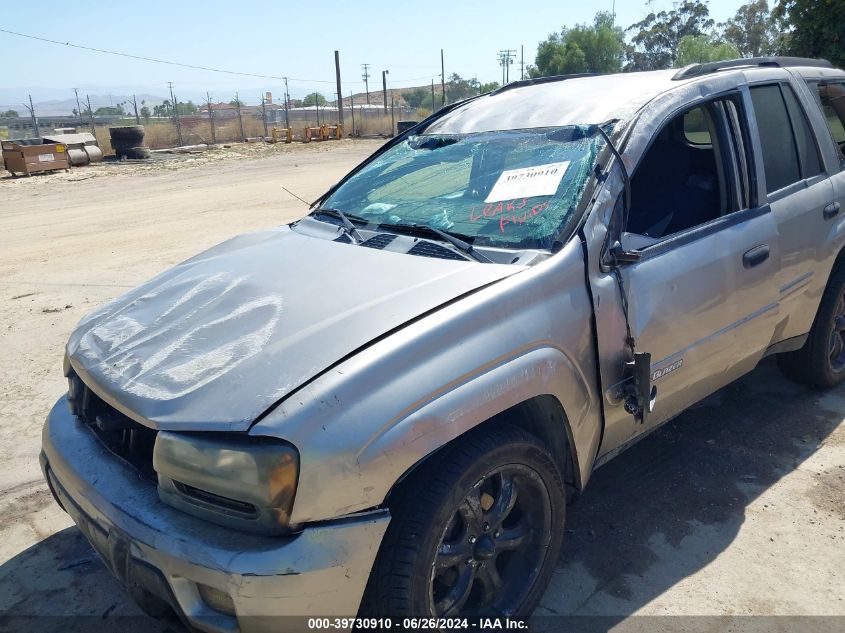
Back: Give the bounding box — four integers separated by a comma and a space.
109, 126, 151, 160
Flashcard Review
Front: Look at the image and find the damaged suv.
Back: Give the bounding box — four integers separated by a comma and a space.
42, 57, 845, 631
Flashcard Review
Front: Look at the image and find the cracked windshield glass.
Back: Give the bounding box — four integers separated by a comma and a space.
322, 125, 607, 250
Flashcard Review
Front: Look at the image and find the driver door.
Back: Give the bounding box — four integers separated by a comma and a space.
587, 93, 781, 457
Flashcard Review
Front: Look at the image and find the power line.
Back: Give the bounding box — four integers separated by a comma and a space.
0, 27, 291, 80
0, 27, 473, 91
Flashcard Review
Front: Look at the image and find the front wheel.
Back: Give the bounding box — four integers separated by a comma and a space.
364, 424, 565, 618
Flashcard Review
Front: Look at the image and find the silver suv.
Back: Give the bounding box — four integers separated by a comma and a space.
41, 57, 845, 631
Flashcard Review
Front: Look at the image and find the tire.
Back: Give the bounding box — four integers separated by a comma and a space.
777, 262, 845, 388
113, 145, 150, 159
109, 125, 145, 143
364, 424, 565, 618
120, 147, 151, 160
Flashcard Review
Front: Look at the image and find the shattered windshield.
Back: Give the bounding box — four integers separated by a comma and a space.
322, 125, 607, 250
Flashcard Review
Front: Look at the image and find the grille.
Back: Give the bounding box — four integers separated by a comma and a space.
408, 240, 468, 261
360, 234, 396, 250
67, 370, 158, 481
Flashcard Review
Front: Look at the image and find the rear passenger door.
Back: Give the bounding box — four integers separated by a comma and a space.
747, 81, 835, 341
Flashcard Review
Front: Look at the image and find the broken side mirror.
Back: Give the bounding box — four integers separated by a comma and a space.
609, 240, 642, 264
600, 239, 642, 271
623, 352, 657, 424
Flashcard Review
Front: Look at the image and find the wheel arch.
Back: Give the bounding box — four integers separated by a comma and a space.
385, 393, 582, 508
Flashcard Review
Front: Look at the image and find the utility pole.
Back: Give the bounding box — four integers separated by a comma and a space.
131, 94, 140, 124
168, 82, 183, 146
206, 92, 216, 144
73, 88, 82, 120
24, 95, 39, 138
334, 51, 344, 127
283, 77, 290, 129
260, 93, 268, 139
440, 49, 446, 106
235, 92, 245, 141
362, 63, 371, 105
520, 45, 525, 80
85, 94, 95, 136
350, 91, 355, 137
382, 70, 389, 114
497, 50, 516, 85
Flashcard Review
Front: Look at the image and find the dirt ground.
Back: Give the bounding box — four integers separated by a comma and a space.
0, 139, 843, 631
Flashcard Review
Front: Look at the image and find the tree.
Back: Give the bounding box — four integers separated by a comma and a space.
404, 88, 429, 108
531, 11, 625, 77
445, 73, 481, 102
676, 34, 741, 65
140, 105, 151, 121
302, 93, 327, 106
1, 109, 19, 118
229, 98, 244, 107
175, 100, 197, 115
478, 81, 501, 93
626, 0, 714, 70
152, 99, 171, 117
719, 0, 779, 57
93, 105, 125, 116
773, 0, 845, 67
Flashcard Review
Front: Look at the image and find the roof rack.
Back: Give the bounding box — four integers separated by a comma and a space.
490, 73, 600, 95
672, 56, 833, 80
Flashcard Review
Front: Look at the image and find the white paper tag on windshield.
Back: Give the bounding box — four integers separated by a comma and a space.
485, 161, 570, 203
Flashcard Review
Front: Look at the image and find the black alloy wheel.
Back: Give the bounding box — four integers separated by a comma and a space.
364, 424, 566, 619
430, 465, 552, 616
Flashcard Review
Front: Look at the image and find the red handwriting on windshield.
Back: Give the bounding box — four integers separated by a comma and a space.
469, 198, 528, 221
469, 198, 551, 233
498, 200, 550, 233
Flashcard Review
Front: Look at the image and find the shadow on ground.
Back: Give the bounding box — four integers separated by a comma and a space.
538, 358, 844, 627
1, 360, 842, 632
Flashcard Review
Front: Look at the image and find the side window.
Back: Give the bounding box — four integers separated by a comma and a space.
750, 85, 801, 193
814, 81, 845, 161
683, 107, 712, 146
782, 85, 822, 178
750, 83, 823, 194
627, 99, 740, 239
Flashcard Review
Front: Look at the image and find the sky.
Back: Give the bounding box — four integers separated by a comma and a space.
2, 0, 746, 107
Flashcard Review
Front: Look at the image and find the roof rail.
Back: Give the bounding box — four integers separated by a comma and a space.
490, 73, 600, 95
672, 56, 833, 80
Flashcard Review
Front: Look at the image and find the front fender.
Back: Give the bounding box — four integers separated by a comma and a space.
251, 238, 602, 523
356, 345, 589, 485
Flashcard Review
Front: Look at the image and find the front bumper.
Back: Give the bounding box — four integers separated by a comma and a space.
41, 396, 390, 633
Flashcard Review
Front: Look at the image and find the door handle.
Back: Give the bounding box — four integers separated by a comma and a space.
824, 202, 841, 220
743, 244, 770, 268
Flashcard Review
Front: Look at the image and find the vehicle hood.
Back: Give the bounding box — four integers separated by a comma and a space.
66, 226, 521, 431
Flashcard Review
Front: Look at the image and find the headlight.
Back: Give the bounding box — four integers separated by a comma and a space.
153, 431, 299, 535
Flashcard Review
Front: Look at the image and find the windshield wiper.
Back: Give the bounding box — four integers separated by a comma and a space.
312, 207, 365, 244
378, 222, 492, 263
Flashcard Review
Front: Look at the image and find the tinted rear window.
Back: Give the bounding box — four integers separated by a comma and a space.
750, 85, 801, 193
782, 84, 822, 178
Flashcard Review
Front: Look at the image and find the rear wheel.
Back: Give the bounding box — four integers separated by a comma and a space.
778, 263, 845, 388
364, 424, 565, 618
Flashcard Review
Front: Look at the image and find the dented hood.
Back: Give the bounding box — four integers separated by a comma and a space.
66, 226, 519, 431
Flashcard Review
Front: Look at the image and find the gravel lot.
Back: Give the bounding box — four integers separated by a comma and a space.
0, 139, 843, 632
